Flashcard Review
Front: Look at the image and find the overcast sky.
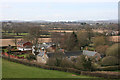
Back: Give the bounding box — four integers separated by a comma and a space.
0, 0, 119, 21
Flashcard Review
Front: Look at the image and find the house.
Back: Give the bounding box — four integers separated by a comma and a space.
37, 51, 48, 64
83, 50, 101, 61
17, 41, 33, 51
32, 42, 56, 55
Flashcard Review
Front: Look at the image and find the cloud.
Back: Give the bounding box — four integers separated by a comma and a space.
1, 0, 119, 3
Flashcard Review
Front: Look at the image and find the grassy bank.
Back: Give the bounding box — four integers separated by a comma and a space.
2, 59, 95, 78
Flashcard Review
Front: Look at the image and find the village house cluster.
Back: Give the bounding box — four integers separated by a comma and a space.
2, 40, 101, 64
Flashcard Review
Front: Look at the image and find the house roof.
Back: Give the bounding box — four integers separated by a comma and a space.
17, 41, 32, 45
83, 50, 97, 56
43, 42, 55, 45
46, 51, 82, 58
17, 41, 27, 44
64, 51, 82, 57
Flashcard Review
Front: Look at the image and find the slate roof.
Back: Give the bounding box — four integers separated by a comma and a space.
46, 51, 82, 58
83, 50, 97, 56
64, 51, 82, 57
17, 41, 28, 44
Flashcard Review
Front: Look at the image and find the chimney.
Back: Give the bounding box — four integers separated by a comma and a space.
62, 49, 64, 52
62, 49, 65, 54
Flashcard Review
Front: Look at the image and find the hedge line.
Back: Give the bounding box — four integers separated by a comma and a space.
81, 71, 120, 79
2, 56, 120, 79
96, 66, 120, 71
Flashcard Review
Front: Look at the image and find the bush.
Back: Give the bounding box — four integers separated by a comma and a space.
60, 59, 74, 68
101, 56, 119, 66
72, 46, 80, 51
95, 45, 109, 55
76, 55, 93, 71
46, 58, 56, 66
47, 58, 74, 68
46, 53, 65, 66
26, 54, 36, 60
106, 43, 120, 57
75, 55, 85, 70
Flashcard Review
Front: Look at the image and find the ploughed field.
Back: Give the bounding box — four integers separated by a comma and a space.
2, 59, 95, 78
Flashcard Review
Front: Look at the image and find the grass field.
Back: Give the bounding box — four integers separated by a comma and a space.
3, 33, 28, 36
2, 59, 96, 78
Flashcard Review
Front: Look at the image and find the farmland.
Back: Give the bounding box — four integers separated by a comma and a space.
1, 21, 119, 79
2, 59, 95, 78
0, 38, 51, 46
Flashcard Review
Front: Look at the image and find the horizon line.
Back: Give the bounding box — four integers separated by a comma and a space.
0, 19, 118, 22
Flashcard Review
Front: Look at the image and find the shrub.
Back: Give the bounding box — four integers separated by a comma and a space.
106, 43, 120, 57
26, 54, 36, 60
60, 59, 74, 68
46, 58, 56, 66
72, 46, 80, 51
95, 45, 109, 55
76, 55, 93, 71
93, 36, 106, 47
101, 56, 119, 66
75, 55, 85, 70
47, 53, 64, 66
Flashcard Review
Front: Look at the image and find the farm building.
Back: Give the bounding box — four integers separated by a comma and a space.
17, 41, 33, 51
83, 50, 101, 61
37, 51, 48, 64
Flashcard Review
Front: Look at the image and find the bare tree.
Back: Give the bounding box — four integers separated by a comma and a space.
12, 37, 17, 46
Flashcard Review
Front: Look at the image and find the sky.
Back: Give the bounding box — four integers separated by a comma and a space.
0, 0, 119, 21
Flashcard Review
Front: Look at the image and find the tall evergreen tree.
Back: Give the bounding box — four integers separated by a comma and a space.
67, 31, 78, 51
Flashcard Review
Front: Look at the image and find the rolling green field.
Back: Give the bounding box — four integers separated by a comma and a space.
2, 59, 96, 78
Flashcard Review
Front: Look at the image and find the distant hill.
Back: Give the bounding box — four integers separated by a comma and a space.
0, 20, 50, 23
77, 19, 118, 24
0, 19, 118, 23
